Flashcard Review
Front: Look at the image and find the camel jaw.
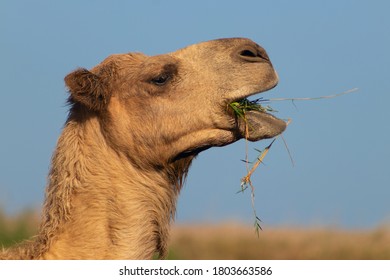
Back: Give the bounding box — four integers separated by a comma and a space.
236, 110, 286, 141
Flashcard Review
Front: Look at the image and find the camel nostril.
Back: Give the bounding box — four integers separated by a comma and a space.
238, 47, 270, 63
240, 49, 257, 58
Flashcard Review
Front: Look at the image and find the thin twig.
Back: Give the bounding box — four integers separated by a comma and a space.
269, 88, 359, 102
241, 138, 276, 185
281, 134, 294, 167
240, 119, 292, 235
241, 119, 292, 184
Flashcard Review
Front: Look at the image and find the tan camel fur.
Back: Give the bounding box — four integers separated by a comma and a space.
0, 38, 286, 259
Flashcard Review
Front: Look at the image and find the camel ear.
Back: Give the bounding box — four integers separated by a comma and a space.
65, 68, 110, 111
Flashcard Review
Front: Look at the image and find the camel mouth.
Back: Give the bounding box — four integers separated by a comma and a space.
228, 97, 287, 141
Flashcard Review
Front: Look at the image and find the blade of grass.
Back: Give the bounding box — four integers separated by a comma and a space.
281, 134, 294, 167
269, 88, 358, 102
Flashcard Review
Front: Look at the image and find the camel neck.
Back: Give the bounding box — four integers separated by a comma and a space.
36, 115, 178, 259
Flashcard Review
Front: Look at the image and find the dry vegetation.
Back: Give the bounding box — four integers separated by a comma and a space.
0, 209, 39, 249
1, 210, 389, 260
168, 224, 390, 260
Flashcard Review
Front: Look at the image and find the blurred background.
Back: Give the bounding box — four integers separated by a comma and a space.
1, 0, 389, 259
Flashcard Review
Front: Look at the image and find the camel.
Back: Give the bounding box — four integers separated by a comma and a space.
0, 38, 286, 259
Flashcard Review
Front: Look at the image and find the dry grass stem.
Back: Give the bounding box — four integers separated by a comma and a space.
245, 88, 359, 177
269, 88, 359, 102
231, 88, 357, 234
240, 120, 292, 235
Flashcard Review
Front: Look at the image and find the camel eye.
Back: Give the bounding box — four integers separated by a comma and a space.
151, 73, 170, 86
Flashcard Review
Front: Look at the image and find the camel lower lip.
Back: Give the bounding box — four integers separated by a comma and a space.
237, 110, 286, 141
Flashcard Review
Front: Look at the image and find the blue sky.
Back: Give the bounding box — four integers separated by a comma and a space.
1, 0, 389, 229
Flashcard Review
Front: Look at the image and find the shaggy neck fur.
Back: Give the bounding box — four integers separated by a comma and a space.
1, 108, 192, 260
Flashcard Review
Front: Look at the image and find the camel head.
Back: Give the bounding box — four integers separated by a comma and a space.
65, 38, 286, 168
0, 38, 287, 260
